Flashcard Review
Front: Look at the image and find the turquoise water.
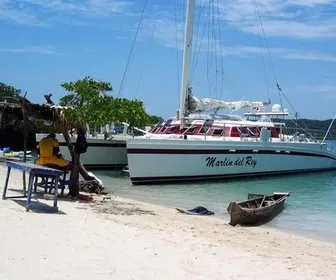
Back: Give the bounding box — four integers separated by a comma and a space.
93, 169, 336, 243
6, 144, 336, 243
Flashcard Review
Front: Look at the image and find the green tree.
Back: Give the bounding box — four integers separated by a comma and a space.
0, 82, 22, 130
60, 76, 148, 197
147, 114, 162, 125
0, 82, 22, 103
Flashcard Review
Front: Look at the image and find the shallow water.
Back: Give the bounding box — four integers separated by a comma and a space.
5, 144, 336, 243
93, 169, 336, 243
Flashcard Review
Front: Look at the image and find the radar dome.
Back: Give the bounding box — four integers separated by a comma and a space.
272, 104, 282, 113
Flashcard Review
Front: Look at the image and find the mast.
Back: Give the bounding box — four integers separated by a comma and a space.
179, 0, 195, 128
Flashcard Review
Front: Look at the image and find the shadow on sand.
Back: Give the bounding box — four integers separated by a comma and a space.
92, 200, 156, 216
12, 199, 66, 214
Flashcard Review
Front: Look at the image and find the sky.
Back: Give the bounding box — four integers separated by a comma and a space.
1, 0, 336, 120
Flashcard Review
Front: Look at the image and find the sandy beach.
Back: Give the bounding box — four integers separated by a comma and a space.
0, 165, 335, 280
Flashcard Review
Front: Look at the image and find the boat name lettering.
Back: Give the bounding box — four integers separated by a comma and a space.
205, 156, 257, 168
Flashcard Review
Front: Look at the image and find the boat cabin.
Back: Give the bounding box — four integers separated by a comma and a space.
148, 117, 281, 139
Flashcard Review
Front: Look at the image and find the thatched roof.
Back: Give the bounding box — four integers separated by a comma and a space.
0, 100, 64, 122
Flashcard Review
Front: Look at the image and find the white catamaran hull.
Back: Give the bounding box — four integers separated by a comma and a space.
36, 133, 128, 170
126, 138, 336, 184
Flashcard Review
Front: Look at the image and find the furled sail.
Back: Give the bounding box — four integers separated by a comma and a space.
187, 94, 270, 113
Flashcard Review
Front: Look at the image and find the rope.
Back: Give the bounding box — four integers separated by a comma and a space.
206, 1, 214, 96
254, 0, 283, 107
253, 0, 270, 102
215, 0, 224, 99
191, 0, 210, 80
117, 0, 148, 98
175, 0, 181, 98
190, 0, 207, 81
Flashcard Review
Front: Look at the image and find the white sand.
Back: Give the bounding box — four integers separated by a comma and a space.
0, 165, 335, 280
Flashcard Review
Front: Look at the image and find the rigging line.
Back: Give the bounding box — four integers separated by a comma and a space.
117, 0, 148, 98
207, 1, 214, 95
253, 0, 270, 102
212, 0, 218, 99
191, 0, 211, 81
277, 84, 297, 114
136, 19, 158, 95
254, 0, 278, 84
254, 0, 283, 109
191, 0, 207, 81
215, 0, 224, 99
287, 118, 316, 140
174, 0, 181, 95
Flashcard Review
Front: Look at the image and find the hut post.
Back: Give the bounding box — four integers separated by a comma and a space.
21, 93, 28, 194
0, 110, 3, 129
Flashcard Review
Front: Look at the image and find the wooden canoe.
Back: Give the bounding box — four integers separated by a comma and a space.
227, 192, 290, 226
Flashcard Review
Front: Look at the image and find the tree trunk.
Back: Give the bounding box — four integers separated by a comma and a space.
44, 95, 103, 196
69, 151, 80, 197
62, 129, 99, 180
62, 129, 103, 197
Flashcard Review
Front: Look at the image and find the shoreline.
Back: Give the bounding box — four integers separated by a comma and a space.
1, 166, 336, 279
105, 188, 336, 245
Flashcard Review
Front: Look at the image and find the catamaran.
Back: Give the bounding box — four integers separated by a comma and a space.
126, 0, 336, 184
36, 123, 139, 170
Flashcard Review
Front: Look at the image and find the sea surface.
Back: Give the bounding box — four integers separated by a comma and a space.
92, 169, 336, 243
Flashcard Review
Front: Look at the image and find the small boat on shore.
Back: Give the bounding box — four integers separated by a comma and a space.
227, 192, 290, 226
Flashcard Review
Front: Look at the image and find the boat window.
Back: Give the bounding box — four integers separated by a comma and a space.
168, 126, 179, 134
151, 127, 159, 133
199, 126, 209, 134
248, 127, 259, 136
212, 129, 223, 136
271, 127, 280, 138
230, 127, 240, 137
182, 126, 196, 135
159, 127, 166, 133
184, 127, 196, 135
258, 116, 272, 123
237, 127, 249, 137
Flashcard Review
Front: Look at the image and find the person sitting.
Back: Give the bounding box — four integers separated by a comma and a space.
35, 133, 72, 170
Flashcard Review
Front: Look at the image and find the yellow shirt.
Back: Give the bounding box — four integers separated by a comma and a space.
38, 137, 59, 158
36, 137, 70, 167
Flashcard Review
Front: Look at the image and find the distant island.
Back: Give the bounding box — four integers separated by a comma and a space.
272, 118, 336, 140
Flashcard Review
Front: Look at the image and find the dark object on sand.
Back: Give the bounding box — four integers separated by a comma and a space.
227, 192, 290, 226
176, 206, 215, 216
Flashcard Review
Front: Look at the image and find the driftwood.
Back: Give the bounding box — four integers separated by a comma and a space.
79, 180, 105, 194
44, 94, 53, 105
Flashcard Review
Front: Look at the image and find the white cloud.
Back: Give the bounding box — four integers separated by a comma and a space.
0, 46, 61, 55
293, 84, 336, 99
216, 0, 336, 39
143, 17, 336, 63
0, 0, 133, 26
222, 45, 336, 62
2, 0, 336, 41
